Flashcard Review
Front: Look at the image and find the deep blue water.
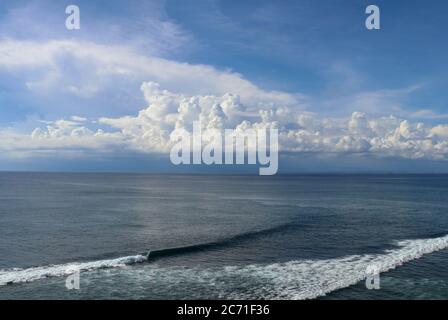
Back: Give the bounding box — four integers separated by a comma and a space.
1, 173, 448, 299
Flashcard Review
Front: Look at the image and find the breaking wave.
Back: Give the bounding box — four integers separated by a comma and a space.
2, 234, 448, 300
213, 234, 448, 299
0, 255, 147, 286
147, 222, 296, 260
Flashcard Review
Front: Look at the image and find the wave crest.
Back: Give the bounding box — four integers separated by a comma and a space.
0, 255, 147, 286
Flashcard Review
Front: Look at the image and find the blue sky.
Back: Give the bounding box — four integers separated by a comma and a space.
0, 0, 448, 172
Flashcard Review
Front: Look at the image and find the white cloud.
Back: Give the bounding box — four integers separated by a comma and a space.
0, 39, 302, 107
430, 125, 448, 138
1, 83, 448, 162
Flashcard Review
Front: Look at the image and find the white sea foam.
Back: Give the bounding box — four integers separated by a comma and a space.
0, 255, 147, 286
129, 234, 448, 299
215, 234, 448, 299
2, 235, 448, 300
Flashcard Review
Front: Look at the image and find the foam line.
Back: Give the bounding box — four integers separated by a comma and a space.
218, 234, 448, 299
0, 255, 147, 286
2, 234, 448, 299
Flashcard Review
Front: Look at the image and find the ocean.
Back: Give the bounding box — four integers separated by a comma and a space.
1, 173, 448, 299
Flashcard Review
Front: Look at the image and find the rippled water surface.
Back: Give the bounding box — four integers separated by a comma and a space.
1, 173, 448, 299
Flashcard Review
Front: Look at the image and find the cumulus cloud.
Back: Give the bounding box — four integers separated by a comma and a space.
1, 83, 448, 161
0, 120, 125, 159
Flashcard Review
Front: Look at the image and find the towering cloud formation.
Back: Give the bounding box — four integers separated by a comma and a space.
1, 82, 447, 162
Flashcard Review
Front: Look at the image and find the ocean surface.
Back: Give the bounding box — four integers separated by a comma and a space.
1, 173, 448, 299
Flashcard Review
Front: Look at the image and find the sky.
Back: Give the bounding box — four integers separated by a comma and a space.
0, 0, 448, 172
